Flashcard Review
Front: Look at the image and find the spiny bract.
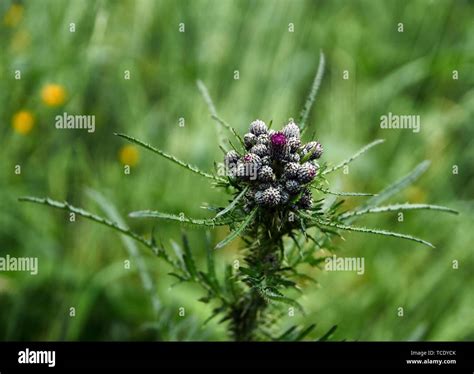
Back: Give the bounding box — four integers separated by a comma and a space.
225, 119, 323, 211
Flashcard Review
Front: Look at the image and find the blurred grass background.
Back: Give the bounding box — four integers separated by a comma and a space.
0, 0, 473, 341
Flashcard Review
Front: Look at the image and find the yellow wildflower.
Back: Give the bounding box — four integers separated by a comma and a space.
119, 145, 139, 166
12, 110, 35, 135
41, 84, 67, 107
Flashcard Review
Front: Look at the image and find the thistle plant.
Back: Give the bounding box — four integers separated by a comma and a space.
20, 53, 458, 341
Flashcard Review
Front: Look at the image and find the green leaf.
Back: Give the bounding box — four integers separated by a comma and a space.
313, 186, 376, 197
323, 139, 385, 175
295, 324, 317, 341
115, 133, 226, 183
215, 186, 248, 218
354, 160, 431, 213
318, 325, 338, 341
196, 80, 245, 148
196, 79, 226, 148
203, 305, 228, 326
18, 196, 164, 257
341, 203, 458, 220
181, 233, 198, 279
299, 50, 325, 132
168, 272, 189, 283
300, 212, 435, 248
129, 210, 235, 227
215, 208, 257, 249
263, 292, 305, 316
276, 326, 298, 341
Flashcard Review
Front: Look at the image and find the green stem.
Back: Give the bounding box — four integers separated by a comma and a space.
230, 216, 283, 341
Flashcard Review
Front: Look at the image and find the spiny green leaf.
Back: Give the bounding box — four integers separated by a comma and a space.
18, 196, 164, 257
354, 160, 431, 214
313, 186, 376, 197
215, 208, 257, 249
300, 212, 435, 248
299, 50, 325, 132
211, 115, 245, 149
263, 292, 305, 316
216, 186, 248, 218
129, 210, 235, 227
115, 132, 226, 183
197, 80, 228, 150
323, 139, 385, 175
341, 203, 458, 220
196, 80, 245, 148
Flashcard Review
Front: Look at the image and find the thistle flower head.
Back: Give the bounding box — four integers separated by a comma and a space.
270, 131, 287, 147
227, 119, 324, 212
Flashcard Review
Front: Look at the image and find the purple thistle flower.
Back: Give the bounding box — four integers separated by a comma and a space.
270, 132, 288, 160
270, 132, 287, 146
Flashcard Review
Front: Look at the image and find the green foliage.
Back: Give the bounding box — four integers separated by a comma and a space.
5, 0, 471, 342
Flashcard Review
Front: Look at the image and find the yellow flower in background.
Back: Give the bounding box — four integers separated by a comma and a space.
12, 110, 35, 135
3, 4, 23, 27
119, 145, 139, 166
41, 84, 67, 107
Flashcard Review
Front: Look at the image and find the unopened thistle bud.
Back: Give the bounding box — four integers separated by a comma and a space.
277, 184, 290, 205
288, 153, 300, 163
261, 186, 281, 207
282, 121, 300, 139
225, 150, 240, 167
297, 162, 318, 184
298, 189, 313, 209
287, 137, 301, 153
244, 133, 257, 149
283, 162, 300, 179
236, 153, 261, 179
302, 141, 323, 160
257, 133, 270, 146
242, 153, 262, 168
285, 179, 301, 194
258, 165, 275, 182
250, 143, 269, 158
249, 119, 268, 136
